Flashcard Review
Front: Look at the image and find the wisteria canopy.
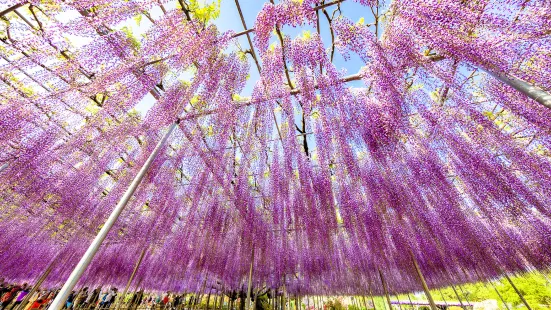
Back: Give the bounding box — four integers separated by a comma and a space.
1, 0, 551, 300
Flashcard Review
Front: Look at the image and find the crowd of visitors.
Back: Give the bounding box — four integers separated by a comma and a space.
0, 280, 124, 310
0, 280, 202, 310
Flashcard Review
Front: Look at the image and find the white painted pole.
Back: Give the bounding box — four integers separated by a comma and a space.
48, 121, 179, 310
0, 162, 8, 173
489, 72, 551, 109
426, 55, 551, 109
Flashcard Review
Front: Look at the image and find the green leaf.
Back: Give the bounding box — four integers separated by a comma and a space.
189, 0, 221, 23
133, 14, 143, 26
120, 26, 141, 51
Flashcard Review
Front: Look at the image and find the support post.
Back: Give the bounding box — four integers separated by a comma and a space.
410, 253, 437, 310
394, 294, 402, 310
489, 72, 551, 109
504, 274, 532, 310
48, 121, 179, 310
115, 248, 147, 310
438, 288, 448, 307
407, 294, 414, 309
458, 286, 471, 307
378, 269, 393, 310
488, 281, 510, 310
245, 247, 255, 310
282, 283, 287, 310
450, 285, 466, 310
368, 283, 377, 310
0, 162, 8, 173
15, 255, 58, 310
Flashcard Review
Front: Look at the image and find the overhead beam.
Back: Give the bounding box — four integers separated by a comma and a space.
0, 3, 25, 17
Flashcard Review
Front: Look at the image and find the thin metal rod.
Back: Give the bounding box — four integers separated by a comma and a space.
394, 294, 402, 310
437, 288, 448, 307
457, 286, 471, 307
378, 269, 393, 310
410, 253, 437, 310
232, 28, 255, 38
282, 282, 287, 310
361, 296, 368, 310
313, 0, 345, 10
0, 3, 24, 17
369, 286, 377, 310
229, 0, 347, 39
504, 274, 532, 310
290, 73, 362, 94
115, 248, 147, 310
407, 294, 414, 309
234, 0, 261, 73
489, 71, 551, 109
488, 281, 510, 310
428, 56, 551, 109
450, 285, 466, 310
245, 247, 255, 310
48, 121, 179, 310
178, 72, 363, 121
0, 162, 8, 174
15, 254, 58, 310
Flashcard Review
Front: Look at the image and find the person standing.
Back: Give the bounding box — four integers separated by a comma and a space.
74, 288, 89, 309
0, 281, 9, 300
86, 288, 101, 310
65, 291, 76, 309
1, 284, 22, 310
11, 284, 29, 310
99, 288, 117, 309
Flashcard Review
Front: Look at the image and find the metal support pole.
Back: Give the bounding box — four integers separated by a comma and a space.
407, 294, 414, 310
282, 283, 287, 310
361, 296, 368, 310
437, 288, 448, 307
48, 121, 179, 310
15, 255, 58, 310
450, 285, 466, 310
368, 283, 377, 310
488, 281, 510, 310
489, 72, 551, 109
115, 248, 147, 310
0, 162, 8, 174
426, 55, 551, 109
457, 286, 471, 307
0, 3, 25, 17
245, 247, 255, 310
378, 269, 393, 310
410, 253, 437, 310
394, 294, 402, 310
504, 274, 532, 310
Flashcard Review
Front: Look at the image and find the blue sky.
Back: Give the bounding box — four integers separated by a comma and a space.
214, 0, 374, 94
117, 0, 378, 116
